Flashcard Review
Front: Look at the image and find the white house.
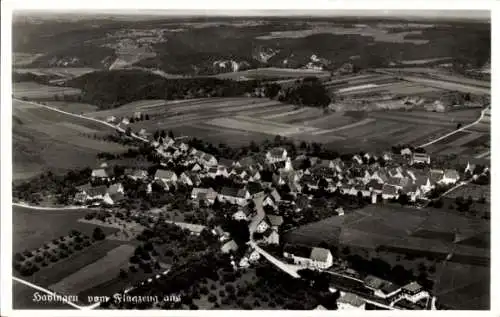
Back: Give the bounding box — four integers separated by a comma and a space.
255, 219, 270, 233
218, 187, 251, 206
382, 184, 399, 200
266, 147, 288, 163
400, 148, 412, 156
283, 245, 333, 270
106, 116, 116, 123
239, 249, 261, 268
121, 118, 130, 125
154, 169, 178, 184
352, 154, 363, 165
91, 168, 109, 181
439, 169, 460, 185
411, 152, 431, 165
200, 153, 218, 167
399, 282, 430, 303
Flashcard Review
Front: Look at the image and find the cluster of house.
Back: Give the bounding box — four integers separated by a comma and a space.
281, 242, 434, 310
336, 279, 434, 310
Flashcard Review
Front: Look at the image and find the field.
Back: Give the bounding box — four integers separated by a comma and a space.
214, 67, 330, 80
444, 184, 490, 202
82, 96, 486, 155
43, 101, 99, 114
13, 82, 82, 99
13, 99, 129, 180
13, 205, 118, 254
49, 244, 135, 296
283, 205, 489, 261
433, 262, 490, 310
283, 205, 490, 309
14, 67, 97, 79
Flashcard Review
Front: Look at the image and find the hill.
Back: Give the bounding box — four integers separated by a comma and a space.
65, 69, 263, 109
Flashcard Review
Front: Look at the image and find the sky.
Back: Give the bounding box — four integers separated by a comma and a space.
15, 9, 490, 21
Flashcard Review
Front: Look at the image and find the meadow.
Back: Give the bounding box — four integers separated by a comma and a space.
13, 205, 117, 254
13, 82, 82, 99
13, 99, 129, 180
49, 244, 135, 296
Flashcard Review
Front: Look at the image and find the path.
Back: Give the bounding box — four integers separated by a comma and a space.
417, 106, 489, 148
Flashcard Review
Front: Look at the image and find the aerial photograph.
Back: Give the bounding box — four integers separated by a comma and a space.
11, 9, 490, 311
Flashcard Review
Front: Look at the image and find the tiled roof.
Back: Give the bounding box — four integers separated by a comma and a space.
382, 184, 398, 196
403, 282, 423, 294
309, 247, 331, 262
338, 292, 366, 307
269, 147, 286, 157
91, 169, 108, 178
154, 169, 176, 180
267, 215, 284, 227
86, 185, 108, 197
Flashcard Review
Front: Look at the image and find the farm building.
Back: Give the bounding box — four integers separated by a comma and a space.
154, 169, 178, 184
283, 244, 333, 270
126, 169, 148, 181
106, 116, 116, 123
438, 169, 460, 185
218, 187, 250, 206
91, 168, 109, 181
411, 153, 431, 165
266, 147, 288, 163
190, 187, 218, 206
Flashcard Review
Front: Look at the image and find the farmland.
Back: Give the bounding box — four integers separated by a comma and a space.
14, 67, 97, 79
283, 205, 490, 309
13, 205, 117, 254
13, 82, 82, 100
13, 99, 129, 180
283, 205, 489, 261
49, 244, 135, 296
215, 67, 330, 80
82, 95, 486, 156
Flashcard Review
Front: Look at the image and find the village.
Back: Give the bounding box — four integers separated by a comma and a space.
64, 121, 489, 310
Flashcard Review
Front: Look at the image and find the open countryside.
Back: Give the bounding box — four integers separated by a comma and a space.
11, 11, 490, 312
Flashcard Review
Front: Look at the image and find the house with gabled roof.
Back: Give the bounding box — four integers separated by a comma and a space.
411, 152, 431, 165
91, 168, 109, 181
239, 248, 261, 268
125, 168, 148, 181
266, 147, 288, 163
74, 184, 112, 205
179, 171, 200, 187
154, 169, 178, 183
439, 169, 460, 185
400, 282, 430, 303
337, 292, 367, 310
246, 181, 264, 198
283, 244, 333, 270
218, 187, 250, 206
191, 187, 217, 205
382, 184, 399, 200
364, 275, 402, 299
266, 215, 284, 229
352, 154, 363, 165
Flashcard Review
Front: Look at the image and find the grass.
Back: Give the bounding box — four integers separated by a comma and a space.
49, 244, 135, 295
22, 239, 126, 288
43, 101, 99, 114
13, 82, 82, 99
13, 205, 117, 254
13, 99, 129, 180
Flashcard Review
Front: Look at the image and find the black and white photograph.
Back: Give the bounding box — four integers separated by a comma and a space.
2, 2, 494, 314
